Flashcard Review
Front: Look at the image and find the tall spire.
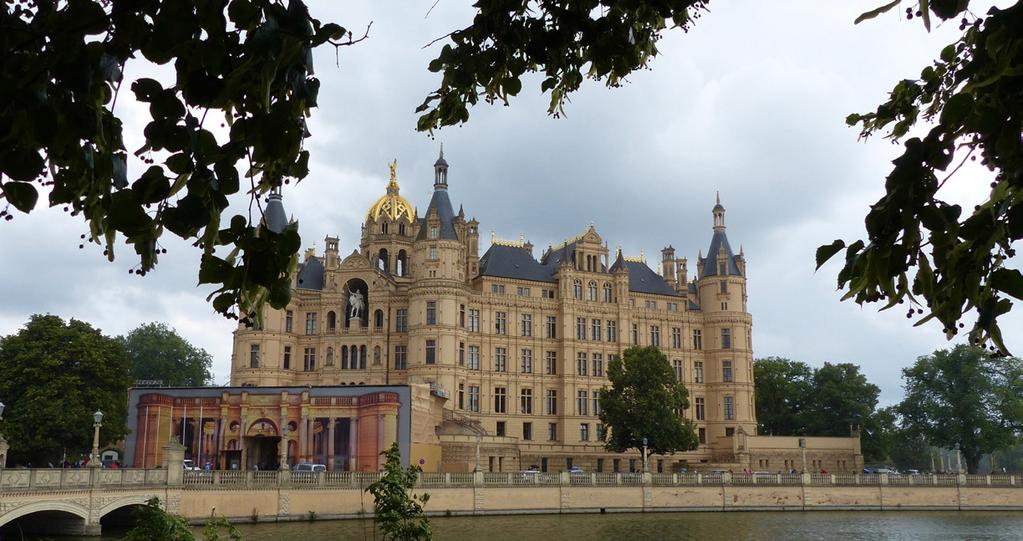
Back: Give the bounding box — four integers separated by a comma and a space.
712, 192, 726, 231
434, 145, 449, 190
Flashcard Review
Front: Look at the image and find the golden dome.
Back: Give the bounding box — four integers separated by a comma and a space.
367, 159, 416, 223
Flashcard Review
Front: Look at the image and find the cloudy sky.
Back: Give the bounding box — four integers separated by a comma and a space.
1, 1, 1018, 405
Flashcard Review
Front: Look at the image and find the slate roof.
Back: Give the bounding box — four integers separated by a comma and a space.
479, 244, 556, 283
700, 230, 741, 278
479, 240, 679, 297
415, 189, 459, 241
296, 256, 324, 290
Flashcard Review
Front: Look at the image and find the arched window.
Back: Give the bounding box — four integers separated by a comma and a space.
374, 346, 381, 366
603, 283, 613, 303
327, 311, 336, 332
326, 347, 334, 367
573, 280, 583, 300
359, 345, 367, 369
399, 223, 406, 236
341, 346, 349, 369
381, 222, 389, 234
397, 250, 408, 277
378, 248, 389, 273
375, 309, 384, 329
588, 281, 598, 302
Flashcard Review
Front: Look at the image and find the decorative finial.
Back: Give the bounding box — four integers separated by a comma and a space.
440, 142, 444, 160
389, 159, 398, 183
716, 191, 720, 206
491, 230, 496, 243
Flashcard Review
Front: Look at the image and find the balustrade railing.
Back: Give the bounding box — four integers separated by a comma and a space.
1, 468, 1019, 492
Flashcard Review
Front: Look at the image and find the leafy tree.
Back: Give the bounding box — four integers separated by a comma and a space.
0, 314, 131, 465
816, 1, 1023, 354
124, 497, 242, 541
599, 346, 698, 456
753, 357, 813, 436
0, 1, 365, 326
898, 344, 1023, 473
863, 406, 932, 469
366, 442, 431, 541
803, 362, 881, 438
121, 322, 213, 386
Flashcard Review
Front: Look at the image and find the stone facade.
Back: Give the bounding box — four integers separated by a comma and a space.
229, 150, 860, 473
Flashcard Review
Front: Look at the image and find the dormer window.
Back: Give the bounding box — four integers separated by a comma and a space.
430, 226, 438, 239
718, 262, 727, 275
399, 223, 406, 236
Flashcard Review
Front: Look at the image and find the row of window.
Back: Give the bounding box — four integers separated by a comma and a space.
491, 284, 557, 299
287, 307, 736, 352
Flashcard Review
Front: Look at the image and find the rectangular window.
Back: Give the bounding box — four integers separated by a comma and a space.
495, 347, 507, 372
695, 397, 706, 420
430, 226, 438, 239
542, 289, 556, 299
426, 301, 437, 325
249, 344, 260, 368
692, 329, 703, 350
458, 383, 464, 410
603, 285, 613, 303
629, 459, 637, 473
495, 312, 507, 335
591, 319, 601, 341
724, 396, 734, 420
548, 422, 558, 441
613, 458, 620, 473
395, 309, 408, 332
522, 422, 532, 441
650, 325, 660, 347
394, 345, 407, 370
632, 323, 638, 344
496, 421, 506, 437
283, 345, 291, 370
468, 346, 480, 370
491, 284, 505, 295
425, 339, 436, 365
580, 423, 590, 442
698, 427, 706, 444
305, 312, 317, 335
720, 281, 728, 294
722, 360, 733, 382
546, 390, 558, 415
285, 310, 293, 333
460, 304, 466, 327
494, 387, 507, 413
726, 427, 735, 437
576, 317, 586, 340
694, 362, 704, 384
671, 327, 682, 349
520, 348, 533, 373
517, 286, 531, 297
545, 316, 557, 339
468, 385, 480, 413
521, 313, 532, 337
592, 353, 604, 377
545, 351, 557, 375
577, 390, 588, 416
673, 360, 684, 381
458, 342, 465, 366
468, 309, 480, 332
520, 389, 533, 414
429, 246, 438, 260
592, 391, 601, 417
607, 321, 617, 342
303, 347, 316, 371
596, 458, 604, 473
597, 423, 606, 441
667, 302, 678, 312
721, 328, 732, 349
646, 300, 657, 310
576, 352, 588, 376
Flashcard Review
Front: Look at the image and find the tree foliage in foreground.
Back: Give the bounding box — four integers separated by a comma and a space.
124, 497, 242, 541
599, 346, 698, 455
0, 0, 362, 326
817, 1, 1023, 354
898, 345, 1023, 473
366, 442, 432, 541
0, 314, 130, 465
121, 322, 213, 386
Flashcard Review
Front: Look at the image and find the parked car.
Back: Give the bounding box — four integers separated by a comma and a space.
293, 463, 327, 473
520, 466, 541, 480
567, 466, 585, 474
182, 460, 201, 471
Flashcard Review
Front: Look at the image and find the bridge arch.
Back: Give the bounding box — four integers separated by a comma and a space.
0, 501, 91, 537
0, 500, 90, 528
99, 494, 163, 519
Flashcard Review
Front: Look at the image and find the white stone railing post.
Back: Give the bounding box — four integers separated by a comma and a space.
473, 471, 484, 487
444, 472, 451, 486
672, 473, 678, 485
615, 473, 622, 485
723, 472, 732, 485
641, 472, 652, 485
957, 474, 967, 486
560, 472, 570, 486
696, 473, 702, 485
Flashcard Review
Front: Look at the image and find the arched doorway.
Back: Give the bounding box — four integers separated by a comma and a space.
244, 418, 280, 470
344, 278, 369, 328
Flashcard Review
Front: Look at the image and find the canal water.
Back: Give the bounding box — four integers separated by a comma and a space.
92, 510, 1023, 540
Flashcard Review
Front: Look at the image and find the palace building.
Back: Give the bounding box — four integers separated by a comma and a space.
223, 150, 862, 474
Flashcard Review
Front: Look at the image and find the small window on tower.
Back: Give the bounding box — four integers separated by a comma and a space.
430, 226, 438, 239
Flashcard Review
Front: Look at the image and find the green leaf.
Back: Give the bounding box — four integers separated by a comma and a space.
854, 0, 902, 25
816, 239, 846, 270
990, 269, 1023, 301
940, 93, 974, 125
1, 181, 39, 213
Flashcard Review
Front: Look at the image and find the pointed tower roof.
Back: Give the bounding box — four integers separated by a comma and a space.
701, 193, 741, 278
435, 143, 448, 167
264, 189, 289, 234
418, 148, 458, 240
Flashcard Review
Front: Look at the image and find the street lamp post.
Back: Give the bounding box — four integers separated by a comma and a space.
89, 410, 103, 468
642, 437, 648, 474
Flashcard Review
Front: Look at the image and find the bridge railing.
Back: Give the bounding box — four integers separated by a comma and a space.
2, 469, 1020, 491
